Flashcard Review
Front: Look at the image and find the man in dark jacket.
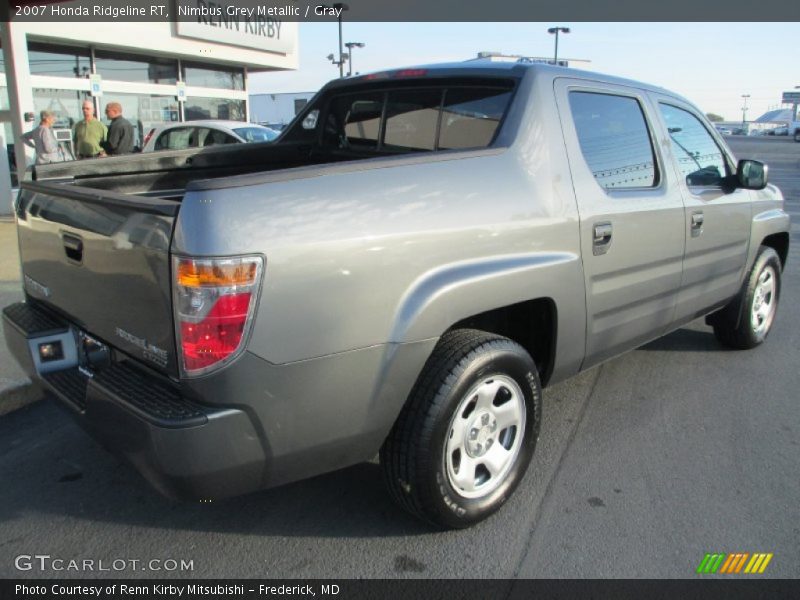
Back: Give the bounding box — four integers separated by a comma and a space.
102, 102, 135, 155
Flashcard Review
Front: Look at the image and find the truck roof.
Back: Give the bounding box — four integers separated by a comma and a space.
325, 60, 687, 104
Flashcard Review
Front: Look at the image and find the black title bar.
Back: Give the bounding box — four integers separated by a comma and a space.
4, 0, 800, 22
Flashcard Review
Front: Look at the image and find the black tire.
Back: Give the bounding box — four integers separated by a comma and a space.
713, 246, 781, 349
380, 329, 541, 529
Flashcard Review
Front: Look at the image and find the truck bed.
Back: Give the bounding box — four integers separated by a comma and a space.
32, 140, 333, 198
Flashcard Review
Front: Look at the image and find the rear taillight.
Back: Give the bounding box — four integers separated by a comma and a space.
173, 255, 263, 376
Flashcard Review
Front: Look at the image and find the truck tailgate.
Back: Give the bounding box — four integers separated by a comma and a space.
15, 181, 180, 378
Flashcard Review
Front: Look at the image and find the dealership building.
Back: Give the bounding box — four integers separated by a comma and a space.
0, 17, 298, 213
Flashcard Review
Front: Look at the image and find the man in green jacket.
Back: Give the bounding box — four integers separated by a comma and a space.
73, 100, 107, 158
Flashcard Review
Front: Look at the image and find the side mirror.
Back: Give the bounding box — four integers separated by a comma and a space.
736, 159, 768, 190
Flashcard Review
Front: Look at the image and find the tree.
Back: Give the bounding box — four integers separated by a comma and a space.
706, 113, 724, 122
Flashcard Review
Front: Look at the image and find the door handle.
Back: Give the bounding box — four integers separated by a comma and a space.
691, 211, 704, 237
592, 222, 613, 255
62, 232, 83, 263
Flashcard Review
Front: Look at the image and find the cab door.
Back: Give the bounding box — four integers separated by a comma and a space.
555, 79, 686, 368
650, 96, 752, 324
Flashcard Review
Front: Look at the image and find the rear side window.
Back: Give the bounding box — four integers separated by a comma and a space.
569, 92, 658, 189
197, 128, 238, 147
323, 82, 514, 154
154, 127, 195, 151
659, 103, 728, 187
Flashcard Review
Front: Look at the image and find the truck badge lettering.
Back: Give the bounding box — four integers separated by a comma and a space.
24, 275, 51, 298
115, 327, 169, 367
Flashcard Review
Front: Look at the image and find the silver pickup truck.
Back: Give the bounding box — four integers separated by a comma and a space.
3, 62, 790, 529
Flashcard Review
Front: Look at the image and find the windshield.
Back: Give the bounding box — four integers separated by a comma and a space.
232, 126, 279, 143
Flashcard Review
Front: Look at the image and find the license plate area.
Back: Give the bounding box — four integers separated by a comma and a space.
28, 328, 111, 376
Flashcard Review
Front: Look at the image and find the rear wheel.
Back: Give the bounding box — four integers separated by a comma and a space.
713, 246, 781, 349
380, 329, 541, 529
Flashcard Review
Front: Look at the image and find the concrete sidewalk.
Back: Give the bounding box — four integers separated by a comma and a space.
0, 219, 39, 415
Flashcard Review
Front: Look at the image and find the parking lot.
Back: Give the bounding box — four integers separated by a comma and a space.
0, 137, 797, 579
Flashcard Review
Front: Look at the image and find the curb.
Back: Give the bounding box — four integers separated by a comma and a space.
0, 379, 42, 417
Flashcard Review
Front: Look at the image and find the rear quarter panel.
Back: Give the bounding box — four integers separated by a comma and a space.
172, 70, 587, 384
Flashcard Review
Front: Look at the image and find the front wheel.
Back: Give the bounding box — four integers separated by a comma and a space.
713, 246, 782, 349
380, 329, 541, 529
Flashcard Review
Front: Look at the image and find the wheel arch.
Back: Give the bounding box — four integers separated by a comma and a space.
386, 251, 585, 388
446, 297, 558, 387
761, 231, 789, 270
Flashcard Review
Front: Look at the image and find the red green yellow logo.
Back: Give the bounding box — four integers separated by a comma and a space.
697, 552, 773, 574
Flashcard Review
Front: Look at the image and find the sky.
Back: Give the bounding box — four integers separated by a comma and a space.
249, 22, 799, 122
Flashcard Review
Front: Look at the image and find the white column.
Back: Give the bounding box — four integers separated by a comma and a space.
243, 66, 250, 122
0, 129, 10, 215
0, 22, 35, 196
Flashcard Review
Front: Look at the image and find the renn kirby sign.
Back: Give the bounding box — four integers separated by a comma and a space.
176, 0, 297, 54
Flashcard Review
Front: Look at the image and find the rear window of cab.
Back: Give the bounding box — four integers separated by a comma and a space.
321, 80, 516, 153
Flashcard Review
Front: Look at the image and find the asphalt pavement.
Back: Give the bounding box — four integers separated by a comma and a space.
0, 137, 797, 579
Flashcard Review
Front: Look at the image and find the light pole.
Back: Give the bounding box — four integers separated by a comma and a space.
326, 52, 348, 74
344, 42, 365, 76
321, 3, 349, 77
547, 26, 570, 66
741, 94, 750, 130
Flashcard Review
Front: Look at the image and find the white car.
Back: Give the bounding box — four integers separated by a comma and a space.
141, 120, 279, 152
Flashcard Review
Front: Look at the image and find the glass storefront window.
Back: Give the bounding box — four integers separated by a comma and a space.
184, 97, 245, 121
95, 50, 177, 85
28, 42, 91, 78
99, 92, 179, 148
182, 63, 244, 90
33, 88, 92, 130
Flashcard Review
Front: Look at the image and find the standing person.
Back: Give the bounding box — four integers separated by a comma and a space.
102, 102, 135, 155
20, 110, 63, 165
73, 99, 107, 159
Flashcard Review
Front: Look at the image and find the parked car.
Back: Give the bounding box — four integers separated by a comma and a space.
791, 120, 800, 142
714, 125, 732, 135
765, 126, 789, 136
141, 120, 279, 152
260, 122, 288, 132
4, 62, 789, 529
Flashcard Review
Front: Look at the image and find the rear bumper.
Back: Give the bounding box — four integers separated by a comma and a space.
2, 301, 266, 501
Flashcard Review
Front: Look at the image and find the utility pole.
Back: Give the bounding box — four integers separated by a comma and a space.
741, 94, 750, 130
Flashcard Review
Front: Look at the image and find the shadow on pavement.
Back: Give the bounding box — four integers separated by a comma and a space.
0, 399, 433, 539
640, 325, 727, 353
